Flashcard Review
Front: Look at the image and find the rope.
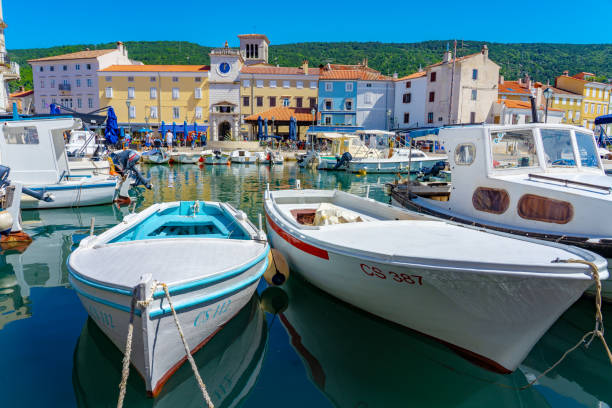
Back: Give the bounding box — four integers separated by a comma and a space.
517, 258, 612, 390
116, 282, 214, 408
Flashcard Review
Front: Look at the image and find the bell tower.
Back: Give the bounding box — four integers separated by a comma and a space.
238, 34, 270, 66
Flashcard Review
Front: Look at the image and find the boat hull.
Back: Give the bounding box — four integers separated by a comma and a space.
21, 179, 118, 209
173, 154, 201, 164
347, 158, 443, 174
231, 157, 255, 164
68, 254, 267, 395
264, 208, 593, 373
203, 155, 230, 165
69, 159, 111, 176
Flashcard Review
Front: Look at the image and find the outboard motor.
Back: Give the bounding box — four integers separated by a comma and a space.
419, 161, 447, 180
0, 165, 53, 202
110, 150, 151, 189
214, 150, 222, 160
333, 152, 353, 170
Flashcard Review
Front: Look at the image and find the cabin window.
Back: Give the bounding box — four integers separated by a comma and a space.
490, 129, 539, 169
541, 129, 576, 168
454, 143, 476, 165
4, 126, 39, 144
472, 187, 510, 214
575, 131, 600, 168
517, 194, 573, 224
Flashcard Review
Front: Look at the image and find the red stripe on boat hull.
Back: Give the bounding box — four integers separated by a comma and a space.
265, 212, 329, 260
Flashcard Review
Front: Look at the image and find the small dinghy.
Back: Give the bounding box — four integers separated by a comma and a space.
68, 200, 269, 396
142, 148, 170, 164
203, 150, 230, 165
171, 152, 201, 164
264, 188, 607, 373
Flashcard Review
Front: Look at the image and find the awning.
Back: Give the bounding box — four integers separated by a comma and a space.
408, 127, 440, 138
306, 125, 364, 133
595, 114, 612, 126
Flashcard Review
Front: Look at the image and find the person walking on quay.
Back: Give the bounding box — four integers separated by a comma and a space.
165, 130, 173, 151
144, 132, 152, 151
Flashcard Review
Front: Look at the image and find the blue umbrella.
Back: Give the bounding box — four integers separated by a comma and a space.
49, 103, 55, 114
184, 120, 188, 144
289, 117, 297, 141
161, 121, 166, 135
104, 106, 119, 145
264, 119, 268, 140
257, 116, 263, 140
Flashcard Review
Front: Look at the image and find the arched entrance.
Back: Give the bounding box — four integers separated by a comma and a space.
218, 121, 231, 140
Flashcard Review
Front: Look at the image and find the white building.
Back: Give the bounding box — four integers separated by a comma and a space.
208, 34, 270, 140
356, 76, 394, 130
424, 45, 499, 126
491, 99, 563, 125
393, 71, 427, 129
29, 42, 138, 114
0, 0, 20, 113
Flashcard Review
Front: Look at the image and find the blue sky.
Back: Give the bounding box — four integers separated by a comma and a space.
5, 0, 610, 49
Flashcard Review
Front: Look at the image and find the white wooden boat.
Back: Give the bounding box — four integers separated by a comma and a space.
347, 148, 447, 174
68, 200, 269, 396
0, 116, 118, 209
389, 123, 612, 300
73, 294, 267, 405
171, 152, 202, 164
143, 148, 170, 164
203, 150, 230, 165
264, 188, 606, 373
230, 149, 256, 164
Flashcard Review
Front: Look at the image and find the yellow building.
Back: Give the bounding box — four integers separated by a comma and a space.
98, 65, 210, 133
554, 72, 610, 130
239, 62, 319, 138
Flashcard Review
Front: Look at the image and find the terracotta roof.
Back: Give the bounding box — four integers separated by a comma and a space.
573, 72, 595, 80
395, 71, 427, 81
28, 49, 116, 62
498, 99, 563, 112
240, 65, 320, 76
100, 65, 210, 72
244, 106, 320, 122
498, 81, 531, 95
319, 64, 392, 81
9, 89, 33, 97
237, 34, 270, 44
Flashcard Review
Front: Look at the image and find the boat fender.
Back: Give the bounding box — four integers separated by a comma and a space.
260, 286, 289, 314
358, 168, 367, 176
264, 248, 290, 286
0, 210, 13, 236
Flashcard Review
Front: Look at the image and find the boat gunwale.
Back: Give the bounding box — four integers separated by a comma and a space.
265, 189, 607, 278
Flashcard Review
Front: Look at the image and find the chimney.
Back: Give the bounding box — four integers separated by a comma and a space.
481, 44, 489, 58
362, 57, 368, 67
393, 72, 398, 79
524, 73, 531, 90
443, 50, 452, 63
302, 60, 309, 75
498, 75, 504, 84
563, 70, 569, 76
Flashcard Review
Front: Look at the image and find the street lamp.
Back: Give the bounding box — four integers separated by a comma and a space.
387, 109, 393, 130
125, 100, 132, 134
311, 108, 316, 128
271, 116, 275, 136
543, 87, 554, 123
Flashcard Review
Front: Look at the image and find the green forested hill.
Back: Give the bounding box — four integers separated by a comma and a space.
7, 40, 612, 92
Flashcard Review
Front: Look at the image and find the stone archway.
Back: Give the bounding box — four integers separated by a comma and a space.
218, 121, 232, 140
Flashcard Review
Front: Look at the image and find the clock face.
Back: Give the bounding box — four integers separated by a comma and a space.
219, 62, 231, 74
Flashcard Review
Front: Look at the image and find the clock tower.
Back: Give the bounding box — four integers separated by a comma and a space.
208, 41, 244, 141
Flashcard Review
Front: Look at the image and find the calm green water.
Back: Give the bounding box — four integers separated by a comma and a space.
1, 162, 611, 407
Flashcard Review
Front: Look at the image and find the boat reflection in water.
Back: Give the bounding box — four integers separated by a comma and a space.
279, 275, 611, 407
0, 205, 128, 331
72, 294, 267, 407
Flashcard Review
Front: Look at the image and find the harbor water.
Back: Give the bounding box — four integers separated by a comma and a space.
1, 162, 611, 407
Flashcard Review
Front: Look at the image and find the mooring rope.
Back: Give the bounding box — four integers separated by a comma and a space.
518, 258, 612, 390
116, 282, 214, 408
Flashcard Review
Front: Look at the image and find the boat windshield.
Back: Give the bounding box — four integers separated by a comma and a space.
574, 131, 600, 168
541, 129, 576, 168
490, 129, 539, 169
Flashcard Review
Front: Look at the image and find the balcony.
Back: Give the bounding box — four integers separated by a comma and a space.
0, 53, 20, 80
59, 83, 71, 91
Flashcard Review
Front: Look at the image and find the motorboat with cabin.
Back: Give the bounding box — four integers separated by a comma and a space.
230, 149, 255, 164
65, 129, 111, 176
68, 200, 270, 396
255, 149, 283, 165
0, 115, 118, 209
297, 131, 376, 170
264, 187, 606, 373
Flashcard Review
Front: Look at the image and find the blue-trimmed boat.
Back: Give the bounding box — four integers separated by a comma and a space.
68, 200, 269, 396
